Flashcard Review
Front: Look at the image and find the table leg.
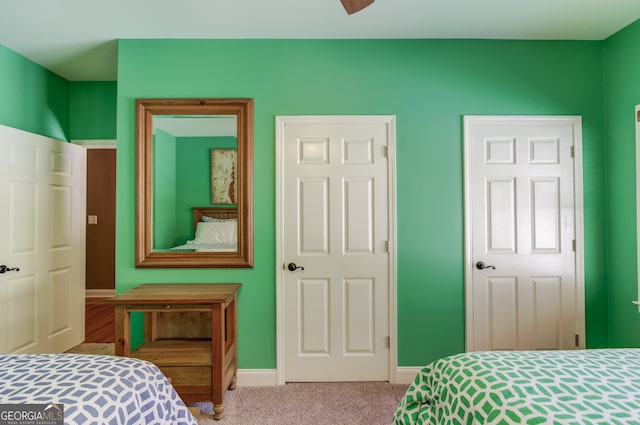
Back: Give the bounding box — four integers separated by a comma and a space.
228, 295, 238, 391
213, 404, 225, 420
114, 304, 130, 356
211, 303, 225, 420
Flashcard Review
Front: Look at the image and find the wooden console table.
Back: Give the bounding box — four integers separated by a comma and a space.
110, 283, 240, 420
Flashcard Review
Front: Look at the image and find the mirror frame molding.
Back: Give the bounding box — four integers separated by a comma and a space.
135, 98, 254, 268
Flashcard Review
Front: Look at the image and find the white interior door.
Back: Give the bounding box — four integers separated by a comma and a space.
0, 125, 86, 354
464, 116, 584, 352
276, 116, 396, 382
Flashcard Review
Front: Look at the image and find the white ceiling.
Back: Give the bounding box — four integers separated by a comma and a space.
154, 116, 237, 137
1, 0, 639, 81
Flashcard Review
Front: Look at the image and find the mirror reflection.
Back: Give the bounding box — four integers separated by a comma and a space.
135, 98, 254, 268
152, 115, 238, 252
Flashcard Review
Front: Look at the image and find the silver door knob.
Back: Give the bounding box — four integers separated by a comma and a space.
475, 261, 495, 270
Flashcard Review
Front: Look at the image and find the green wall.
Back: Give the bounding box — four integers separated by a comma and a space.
117, 39, 608, 368
0, 44, 70, 140
174, 136, 237, 244
153, 135, 237, 248
2, 21, 638, 369
153, 129, 178, 249
0, 45, 117, 141
70, 81, 117, 139
604, 20, 640, 346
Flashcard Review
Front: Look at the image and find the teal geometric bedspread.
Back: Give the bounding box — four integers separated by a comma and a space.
393, 349, 640, 425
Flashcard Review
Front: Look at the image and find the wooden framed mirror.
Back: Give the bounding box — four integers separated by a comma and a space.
135, 98, 253, 268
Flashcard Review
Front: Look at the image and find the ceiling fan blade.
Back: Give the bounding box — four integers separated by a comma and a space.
340, 0, 374, 14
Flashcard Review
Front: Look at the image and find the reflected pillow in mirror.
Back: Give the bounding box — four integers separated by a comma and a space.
201, 216, 236, 223
194, 220, 237, 244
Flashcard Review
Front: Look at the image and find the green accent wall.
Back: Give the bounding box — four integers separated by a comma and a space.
604, 20, 640, 346
153, 128, 178, 249
0, 45, 117, 141
69, 81, 117, 139
117, 39, 608, 368
0, 44, 70, 140
152, 135, 237, 248
174, 136, 237, 245
2, 21, 639, 369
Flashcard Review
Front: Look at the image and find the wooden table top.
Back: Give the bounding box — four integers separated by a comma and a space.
109, 283, 241, 304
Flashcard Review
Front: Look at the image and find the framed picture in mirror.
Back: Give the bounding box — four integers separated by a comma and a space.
211, 148, 237, 204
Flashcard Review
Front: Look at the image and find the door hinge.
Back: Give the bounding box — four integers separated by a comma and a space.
384, 241, 389, 252
385, 336, 390, 348
570, 146, 575, 158
575, 334, 579, 347
572, 239, 576, 252
383, 146, 388, 158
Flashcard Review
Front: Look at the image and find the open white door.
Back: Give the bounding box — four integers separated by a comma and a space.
464, 116, 585, 352
276, 116, 397, 383
0, 125, 86, 354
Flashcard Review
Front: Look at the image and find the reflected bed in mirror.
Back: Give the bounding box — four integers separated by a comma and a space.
136, 98, 253, 268
170, 207, 238, 252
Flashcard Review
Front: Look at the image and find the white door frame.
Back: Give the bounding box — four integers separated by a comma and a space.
463, 115, 586, 351
275, 115, 398, 385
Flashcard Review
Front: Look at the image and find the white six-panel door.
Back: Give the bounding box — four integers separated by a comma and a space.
464, 116, 584, 352
276, 116, 396, 382
0, 125, 86, 354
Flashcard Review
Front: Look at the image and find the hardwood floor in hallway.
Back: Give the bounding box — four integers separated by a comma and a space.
85, 298, 115, 343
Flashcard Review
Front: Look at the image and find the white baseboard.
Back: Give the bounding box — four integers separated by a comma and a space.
236, 367, 421, 387
236, 369, 279, 386
85, 289, 115, 298
394, 367, 421, 385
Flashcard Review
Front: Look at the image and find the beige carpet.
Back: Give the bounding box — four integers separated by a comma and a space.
191, 382, 408, 425
66, 343, 408, 425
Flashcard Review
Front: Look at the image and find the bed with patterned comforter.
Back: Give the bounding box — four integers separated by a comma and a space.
393, 349, 640, 425
0, 354, 197, 425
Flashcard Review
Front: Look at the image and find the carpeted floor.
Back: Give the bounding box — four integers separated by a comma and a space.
191, 382, 407, 425
65, 343, 408, 425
